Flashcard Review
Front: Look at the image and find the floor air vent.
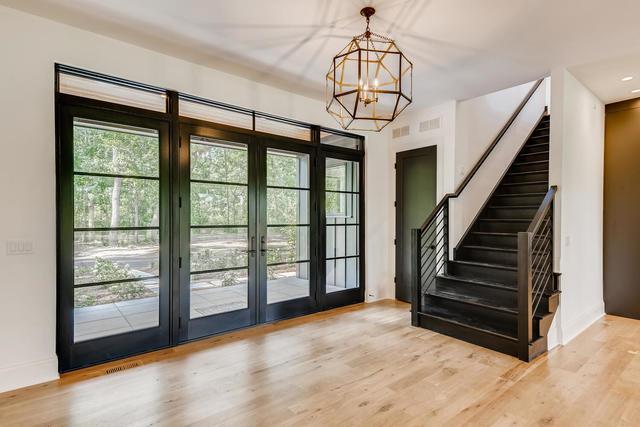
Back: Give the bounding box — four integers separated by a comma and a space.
105, 361, 141, 375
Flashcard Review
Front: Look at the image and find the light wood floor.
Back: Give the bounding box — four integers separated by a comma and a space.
1, 300, 639, 426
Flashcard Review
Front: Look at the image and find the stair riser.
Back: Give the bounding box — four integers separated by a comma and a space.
436, 277, 516, 306
458, 248, 517, 266
534, 315, 554, 338
534, 290, 559, 314
491, 194, 546, 206
426, 295, 549, 340
476, 220, 529, 233
485, 207, 539, 219
521, 143, 549, 155
503, 171, 549, 184
424, 295, 517, 336
527, 135, 549, 145
516, 152, 549, 163
510, 162, 549, 174
498, 182, 549, 194
447, 261, 517, 286
467, 234, 517, 248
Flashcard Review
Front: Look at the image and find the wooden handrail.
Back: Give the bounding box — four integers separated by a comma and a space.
527, 186, 557, 234
419, 78, 544, 232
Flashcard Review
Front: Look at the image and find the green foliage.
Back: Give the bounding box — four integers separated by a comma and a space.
93, 257, 134, 282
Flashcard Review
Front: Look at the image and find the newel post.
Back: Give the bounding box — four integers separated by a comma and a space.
411, 228, 421, 327
517, 231, 533, 361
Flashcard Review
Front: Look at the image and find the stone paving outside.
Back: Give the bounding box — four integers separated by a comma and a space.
74, 277, 347, 342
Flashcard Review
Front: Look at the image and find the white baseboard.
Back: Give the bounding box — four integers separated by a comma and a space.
0, 356, 59, 394
561, 302, 605, 346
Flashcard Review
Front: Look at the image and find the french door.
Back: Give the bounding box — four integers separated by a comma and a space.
179, 125, 318, 340
57, 104, 171, 371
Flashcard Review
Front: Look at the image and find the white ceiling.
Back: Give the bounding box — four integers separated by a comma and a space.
3, 0, 640, 107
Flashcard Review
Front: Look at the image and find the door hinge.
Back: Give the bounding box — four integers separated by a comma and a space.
179, 257, 182, 268
394, 238, 397, 245
394, 201, 397, 208
179, 196, 182, 208
394, 163, 397, 169
178, 316, 182, 328
394, 276, 396, 283
179, 136, 182, 147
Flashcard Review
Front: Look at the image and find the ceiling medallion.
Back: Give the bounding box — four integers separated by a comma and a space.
326, 7, 413, 132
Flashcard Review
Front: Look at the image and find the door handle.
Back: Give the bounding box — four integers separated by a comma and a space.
247, 236, 256, 255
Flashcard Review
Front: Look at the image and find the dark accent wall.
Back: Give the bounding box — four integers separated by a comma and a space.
604, 97, 640, 320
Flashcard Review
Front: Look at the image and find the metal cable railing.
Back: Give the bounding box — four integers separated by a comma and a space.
517, 185, 557, 359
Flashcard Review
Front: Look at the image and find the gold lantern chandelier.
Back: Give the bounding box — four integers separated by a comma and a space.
326, 7, 413, 131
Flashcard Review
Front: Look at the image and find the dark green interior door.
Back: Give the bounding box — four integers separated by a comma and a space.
395, 146, 437, 303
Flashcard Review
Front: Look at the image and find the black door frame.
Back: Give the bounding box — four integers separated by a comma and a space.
178, 123, 259, 341
56, 98, 172, 372
320, 149, 366, 309
395, 146, 437, 303
258, 136, 320, 322
55, 64, 366, 372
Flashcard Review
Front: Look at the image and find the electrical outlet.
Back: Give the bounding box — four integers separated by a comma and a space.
6, 240, 34, 255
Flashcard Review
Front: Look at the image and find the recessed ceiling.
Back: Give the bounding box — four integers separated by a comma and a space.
571, 53, 640, 105
2, 0, 640, 107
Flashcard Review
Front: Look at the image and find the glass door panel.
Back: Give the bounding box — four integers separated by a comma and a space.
259, 140, 317, 322
58, 106, 170, 372
323, 154, 363, 308
72, 119, 162, 341
180, 128, 256, 340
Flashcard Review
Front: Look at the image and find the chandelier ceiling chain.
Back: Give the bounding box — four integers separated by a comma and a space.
325, 6, 413, 132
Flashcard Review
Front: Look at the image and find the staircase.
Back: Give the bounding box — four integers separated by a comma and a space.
411, 82, 560, 361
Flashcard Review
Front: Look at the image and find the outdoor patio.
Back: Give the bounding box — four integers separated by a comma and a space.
74, 278, 347, 342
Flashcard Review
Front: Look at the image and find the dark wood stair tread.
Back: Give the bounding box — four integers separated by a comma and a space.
524, 142, 549, 149
501, 181, 548, 186
449, 259, 516, 271
439, 273, 515, 291
507, 170, 548, 176
479, 218, 530, 222
513, 160, 549, 166
519, 151, 550, 157
420, 303, 518, 341
494, 192, 546, 197
489, 205, 539, 209
427, 288, 517, 314
462, 245, 517, 253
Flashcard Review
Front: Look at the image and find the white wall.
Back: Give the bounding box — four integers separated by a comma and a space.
451, 80, 548, 248
364, 102, 457, 301
547, 69, 605, 347
0, 5, 337, 393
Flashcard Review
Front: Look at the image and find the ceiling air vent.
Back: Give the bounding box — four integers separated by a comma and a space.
419, 117, 441, 132
392, 125, 410, 139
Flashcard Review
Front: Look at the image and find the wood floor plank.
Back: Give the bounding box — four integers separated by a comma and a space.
0, 300, 639, 426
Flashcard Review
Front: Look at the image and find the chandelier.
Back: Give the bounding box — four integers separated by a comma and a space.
326, 7, 413, 131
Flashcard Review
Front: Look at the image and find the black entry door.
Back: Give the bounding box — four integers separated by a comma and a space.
395, 146, 437, 302
178, 129, 319, 339
57, 104, 171, 371
257, 137, 318, 322
179, 124, 258, 340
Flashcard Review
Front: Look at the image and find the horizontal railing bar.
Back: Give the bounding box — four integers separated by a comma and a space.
74, 171, 159, 181
74, 226, 159, 232
266, 259, 311, 267
191, 179, 248, 187
74, 275, 159, 289
191, 266, 249, 275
